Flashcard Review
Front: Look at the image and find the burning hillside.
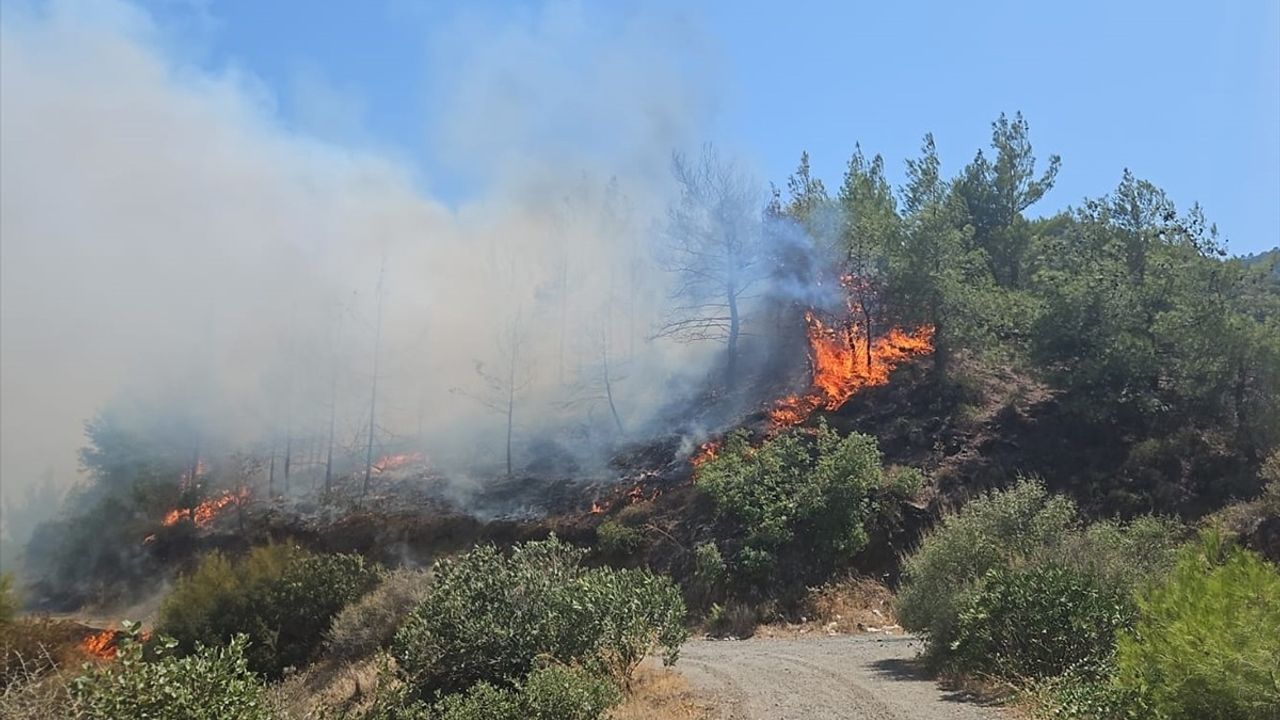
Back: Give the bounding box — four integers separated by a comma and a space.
769, 312, 935, 428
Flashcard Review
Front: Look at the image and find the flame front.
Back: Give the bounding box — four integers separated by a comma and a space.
769, 312, 934, 428
371, 452, 425, 474
80, 629, 116, 660
161, 488, 248, 528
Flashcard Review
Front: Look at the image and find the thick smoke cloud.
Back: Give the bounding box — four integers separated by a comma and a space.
1, 0, 739, 547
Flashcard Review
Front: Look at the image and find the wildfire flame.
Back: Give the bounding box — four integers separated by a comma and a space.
371, 452, 425, 474
690, 440, 720, 468
769, 312, 933, 428
588, 479, 660, 515
80, 629, 117, 660
161, 488, 249, 528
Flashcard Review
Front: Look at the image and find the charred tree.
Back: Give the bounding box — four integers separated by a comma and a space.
452, 312, 533, 478
361, 259, 386, 500
656, 145, 767, 389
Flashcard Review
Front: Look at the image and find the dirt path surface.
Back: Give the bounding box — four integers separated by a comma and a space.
676, 635, 1008, 720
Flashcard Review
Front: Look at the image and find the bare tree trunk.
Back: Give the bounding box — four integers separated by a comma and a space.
602, 346, 624, 435
726, 285, 740, 388
505, 353, 516, 478
267, 443, 276, 497
283, 435, 292, 496
362, 259, 386, 500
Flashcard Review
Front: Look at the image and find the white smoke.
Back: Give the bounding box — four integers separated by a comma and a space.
0, 0, 738, 544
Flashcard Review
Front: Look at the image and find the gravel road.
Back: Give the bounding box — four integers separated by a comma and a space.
676, 635, 1008, 720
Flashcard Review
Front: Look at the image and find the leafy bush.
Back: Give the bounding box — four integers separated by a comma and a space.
595, 519, 644, 556
1054, 515, 1184, 595
690, 542, 727, 604
897, 479, 1184, 673
884, 466, 926, 499
433, 665, 620, 720
897, 478, 1076, 654
696, 424, 882, 582
949, 563, 1134, 678
327, 568, 432, 662
1114, 534, 1280, 720
1028, 666, 1151, 720
157, 544, 380, 678
70, 623, 272, 720
392, 536, 686, 698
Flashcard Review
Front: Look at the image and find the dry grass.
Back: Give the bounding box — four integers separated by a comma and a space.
610, 663, 718, 720
270, 654, 390, 719
805, 575, 899, 634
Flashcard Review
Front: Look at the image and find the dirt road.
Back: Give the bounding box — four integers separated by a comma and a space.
676, 635, 1007, 720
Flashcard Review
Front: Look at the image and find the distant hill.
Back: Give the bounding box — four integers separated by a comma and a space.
1240, 247, 1280, 281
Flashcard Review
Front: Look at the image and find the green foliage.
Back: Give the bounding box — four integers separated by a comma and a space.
431, 665, 621, 720
950, 564, 1134, 679
884, 466, 925, 499
392, 536, 686, 698
327, 568, 432, 662
1028, 666, 1151, 720
0, 573, 15, 624
695, 423, 882, 584
898, 479, 1184, 673
595, 519, 643, 556
157, 544, 380, 678
896, 479, 1076, 652
1114, 534, 1280, 720
691, 541, 727, 603
70, 623, 271, 720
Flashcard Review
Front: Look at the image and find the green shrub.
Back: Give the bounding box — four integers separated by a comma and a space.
691, 542, 727, 604
69, 623, 272, 720
885, 466, 926, 499
897, 478, 1076, 655
1114, 534, 1280, 720
157, 544, 380, 678
433, 665, 620, 720
327, 568, 432, 662
392, 536, 686, 698
595, 520, 644, 556
1029, 666, 1150, 720
696, 424, 882, 582
949, 563, 1134, 678
1055, 515, 1185, 595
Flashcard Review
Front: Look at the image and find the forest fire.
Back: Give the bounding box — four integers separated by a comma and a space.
79, 629, 117, 660
160, 488, 249, 528
371, 452, 425, 474
769, 312, 933, 428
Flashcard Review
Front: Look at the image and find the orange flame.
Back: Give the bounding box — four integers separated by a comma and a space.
161, 488, 249, 528
80, 629, 117, 660
371, 452, 425, 475
769, 312, 934, 428
691, 440, 720, 467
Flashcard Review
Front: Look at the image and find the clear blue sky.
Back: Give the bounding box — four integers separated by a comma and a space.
111, 0, 1280, 254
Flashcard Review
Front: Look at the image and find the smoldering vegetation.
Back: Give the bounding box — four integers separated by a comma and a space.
0, 2, 841, 604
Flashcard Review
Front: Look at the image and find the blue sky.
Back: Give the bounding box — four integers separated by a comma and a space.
34, 0, 1280, 253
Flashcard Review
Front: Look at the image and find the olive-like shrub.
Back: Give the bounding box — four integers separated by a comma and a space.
70, 622, 272, 720
695, 423, 884, 585
392, 536, 686, 698
157, 544, 381, 678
